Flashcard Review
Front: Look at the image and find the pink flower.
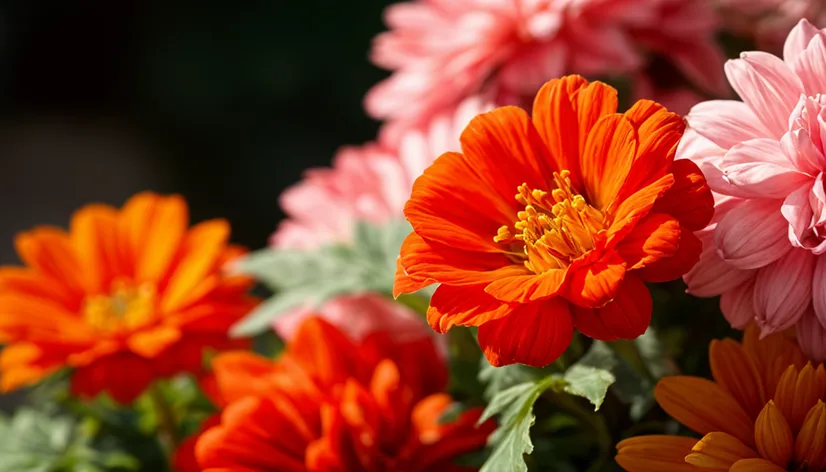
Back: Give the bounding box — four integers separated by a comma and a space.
718, 0, 826, 53
681, 19, 826, 361
271, 97, 491, 249
272, 293, 431, 343
366, 0, 727, 130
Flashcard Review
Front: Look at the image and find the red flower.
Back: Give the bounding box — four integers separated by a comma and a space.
395, 75, 714, 367
194, 316, 494, 471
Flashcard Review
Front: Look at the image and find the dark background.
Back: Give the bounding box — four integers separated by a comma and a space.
0, 1, 392, 265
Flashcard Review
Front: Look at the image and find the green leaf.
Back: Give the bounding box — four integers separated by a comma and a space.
478, 357, 543, 401
230, 219, 414, 337
479, 376, 561, 472
562, 365, 615, 411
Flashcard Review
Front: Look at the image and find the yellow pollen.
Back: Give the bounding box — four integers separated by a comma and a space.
493, 170, 606, 274
82, 280, 157, 334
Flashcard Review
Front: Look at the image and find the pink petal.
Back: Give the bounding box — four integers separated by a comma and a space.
714, 198, 792, 269
813, 255, 826, 328
754, 248, 815, 335
686, 100, 769, 150
782, 183, 816, 248
783, 19, 823, 64
792, 33, 826, 96
720, 278, 757, 329
780, 125, 824, 175
725, 52, 805, 138
671, 41, 730, 97
722, 138, 811, 198
796, 309, 826, 363
684, 231, 757, 297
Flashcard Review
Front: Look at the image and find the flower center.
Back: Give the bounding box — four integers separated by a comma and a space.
494, 170, 606, 274
82, 280, 157, 334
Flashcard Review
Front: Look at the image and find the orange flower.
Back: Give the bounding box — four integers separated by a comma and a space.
0, 193, 256, 403
616, 325, 826, 472
194, 316, 494, 472
395, 75, 713, 367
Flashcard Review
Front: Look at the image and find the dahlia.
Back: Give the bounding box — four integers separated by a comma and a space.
395, 75, 714, 367
366, 0, 727, 132
616, 325, 826, 472
682, 19, 826, 361
0, 193, 256, 403
194, 316, 494, 471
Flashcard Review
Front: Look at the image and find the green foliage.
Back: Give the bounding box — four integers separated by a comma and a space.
0, 408, 139, 472
230, 219, 414, 337
561, 365, 615, 411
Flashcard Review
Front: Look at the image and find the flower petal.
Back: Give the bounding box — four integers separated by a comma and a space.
784, 19, 822, 64
730, 458, 788, 472
685, 432, 758, 470
405, 151, 515, 253
812, 254, 826, 328
652, 159, 714, 231
484, 267, 567, 303
709, 338, 766, 420
792, 33, 826, 96
615, 435, 700, 472
753, 249, 814, 336
722, 138, 811, 199
796, 311, 826, 363
565, 251, 626, 308
427, 285, 513, 334
793, 400, 826, 470
580, 114, 638, 210
720, 278, 757, 329
655, 376, 755, 447
607, 173, 676, 245
477, 298, 573, 367
572, 275, 651, 341
714, 198, 791, 270
754, 401, 794, 468
685, 231, 757, 298
686, 100, 770, 149
616, 214, 680, 270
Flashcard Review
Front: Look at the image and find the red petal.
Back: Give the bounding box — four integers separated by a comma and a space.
460, 106, 557, 206
405, 152, 515, 253
572, 275, 652, 341
393, 255, 429, 297
477, 298, 574, 367
483, 266, 566, 303
70, 353, 155, 403
637, 227, 703, 283
288, 316, 359, 388
616, 213, 681, 270
580, 114, 638, 210
652, 159, 715, 231
607, 173, 676, 246
565, 251, 626, 308
427, 285, 514, 333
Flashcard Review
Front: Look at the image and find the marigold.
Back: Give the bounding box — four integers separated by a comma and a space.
616, 325, 826, 472
395, 75, 714, 367
0, 193, 256, 403
194, 316, 494, 471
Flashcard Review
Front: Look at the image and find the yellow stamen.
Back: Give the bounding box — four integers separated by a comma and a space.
494, 170, 606, 274
82, 280, 157, 334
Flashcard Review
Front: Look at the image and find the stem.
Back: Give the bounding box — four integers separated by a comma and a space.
149, 383, 180, 455
545, 390, 613, 472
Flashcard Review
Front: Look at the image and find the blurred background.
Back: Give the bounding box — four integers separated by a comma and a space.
0, 0, 394, 410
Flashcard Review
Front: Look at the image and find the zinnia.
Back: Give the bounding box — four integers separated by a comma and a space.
616, 325, 826, 472
395, 75, 714, 367
194, 316, 494, 471
366, 0, 727, 132
0, 193, 256, 403
681, 19, 826, 361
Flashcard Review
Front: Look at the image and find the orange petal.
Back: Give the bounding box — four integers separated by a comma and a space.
211, 351, 279, 404
405, 151, 515, 253
0, 292, 94, 344
477, 298, 573, 367
580, 114, 638, 210
426, 285, 514, 334
369, 359, 409, 447
393, 256, 429, 297
126, 326, 181, 358
616, 213, 681, 270
754, 400, 794, 468
607, 173, 676, 246
161, 220, 230, 313
686, 432, 758, 469
615, 435, 700, 472
617, 101, 685, 203
773, 363, 825, 435
742, 325, 807, 395
636, 226, 703, 283
0, 267, 80, 312
483, 266, 566, 303
572, 275, 651, 341
565, 251, 626, 308
794, 400, 826, 470
0, 343, 62, 391
15, 227, 86, 296
131, 194, 188, 284
460, 106, 556, 205
651, 159, 715, 231
70, 204, 123, 295
288, 316, 358, 388
709, 338, 766, 420
729, 458, 787, 471
655, 376, 755, 447
399, 232, 514, 287
532, 75, 592, 186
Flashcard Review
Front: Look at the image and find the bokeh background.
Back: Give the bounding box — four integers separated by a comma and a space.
0, 0, 393, 408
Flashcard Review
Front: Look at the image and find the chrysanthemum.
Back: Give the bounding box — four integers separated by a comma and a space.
366, 0, 727, 132
395, 75, 714, 367
194, 316, 494, 471
0, 193, 256, 403
681, 19, 826, 361
616, 325, 826, 472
